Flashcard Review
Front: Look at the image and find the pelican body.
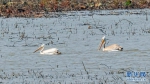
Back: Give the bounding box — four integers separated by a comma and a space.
33, 44, 61, 55
98, 36, 123, 51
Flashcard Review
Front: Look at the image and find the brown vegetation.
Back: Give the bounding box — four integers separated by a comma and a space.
0, 0, 149, 17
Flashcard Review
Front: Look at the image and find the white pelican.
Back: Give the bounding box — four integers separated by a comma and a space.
33, 44, 61, 55
98, 36, 123, 51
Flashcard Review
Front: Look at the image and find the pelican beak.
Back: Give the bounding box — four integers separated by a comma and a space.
98, 39, 105, 50
33, 46, 43, 53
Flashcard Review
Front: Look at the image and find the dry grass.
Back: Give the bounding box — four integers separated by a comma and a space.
0, 0, 149, 17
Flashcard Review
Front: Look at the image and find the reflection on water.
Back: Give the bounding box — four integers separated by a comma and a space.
0, 9, 150, 83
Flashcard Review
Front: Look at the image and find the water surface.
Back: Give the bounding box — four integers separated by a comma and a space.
0, 9, 150, 84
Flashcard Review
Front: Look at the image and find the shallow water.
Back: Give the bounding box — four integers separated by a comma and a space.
0, 9, 150, 84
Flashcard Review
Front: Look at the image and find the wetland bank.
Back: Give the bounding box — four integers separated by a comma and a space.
0, 9, 150, 83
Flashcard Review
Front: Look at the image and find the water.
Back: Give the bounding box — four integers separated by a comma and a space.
0, 9, 150, 84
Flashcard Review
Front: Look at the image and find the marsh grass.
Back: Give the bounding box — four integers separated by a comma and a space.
0, 64, 128, 84
0, 0, 150, 17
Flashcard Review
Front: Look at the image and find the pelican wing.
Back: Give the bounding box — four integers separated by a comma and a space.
104, 44, 123, 51
42, 48, 61, 54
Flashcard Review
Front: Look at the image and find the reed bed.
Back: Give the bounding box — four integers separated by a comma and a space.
0, 0, 150, 17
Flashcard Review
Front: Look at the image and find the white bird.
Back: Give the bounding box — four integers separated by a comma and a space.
33, 44, 61, 55
98, 36, 123, 51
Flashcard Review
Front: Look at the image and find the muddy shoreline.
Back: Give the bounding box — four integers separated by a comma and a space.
0, 0, 150, 18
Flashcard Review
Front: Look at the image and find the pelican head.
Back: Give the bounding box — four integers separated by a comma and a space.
98, 36, 106, 50
33, 44, 45, 53
41, 44, 45, 47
